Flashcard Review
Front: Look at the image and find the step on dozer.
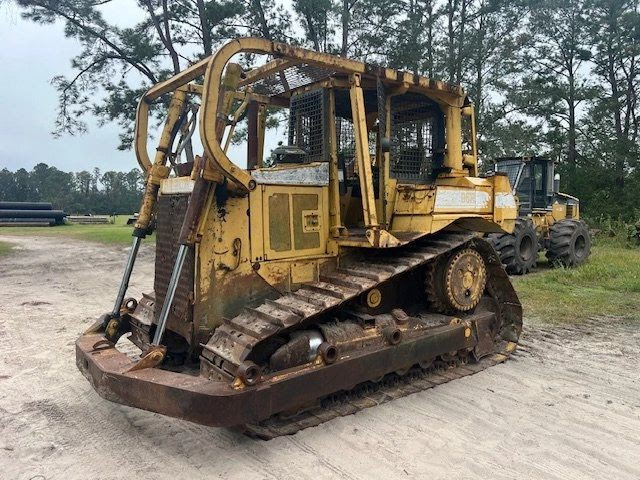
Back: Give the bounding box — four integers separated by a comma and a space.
76, 38, 522, 438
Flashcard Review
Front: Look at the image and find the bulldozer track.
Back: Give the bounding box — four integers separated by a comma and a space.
243, 343, 515, 439
198, 231, 521, 436
201, 232, 478, 376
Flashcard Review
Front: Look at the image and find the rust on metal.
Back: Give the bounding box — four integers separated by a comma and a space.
77, 316, 475, 427
246, 101, 259, 170
78, 36, 523, 437
125, 345, 167, 372
77, 234, 522, 434
153, 195, 195, 343
201, 232, 476, 379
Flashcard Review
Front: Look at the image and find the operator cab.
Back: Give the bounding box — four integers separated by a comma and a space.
246, 81, 462, 232
495, 156, 555, 213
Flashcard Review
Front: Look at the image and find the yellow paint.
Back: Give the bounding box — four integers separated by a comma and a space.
260, 185, 328, 260
367, 289, 382, 308
133, 90, 186, 231
291, 261, 317, 284
461, 104, 478, 176
444, 104, 463, 171
349, 74, 379, 229
257, 104, 266, 168
327, 89, 345, 236
526, 198, 579, 249
129, 38, 522, 349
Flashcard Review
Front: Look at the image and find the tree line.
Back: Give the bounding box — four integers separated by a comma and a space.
5, 0, 640, 219
0, 164, 144, 214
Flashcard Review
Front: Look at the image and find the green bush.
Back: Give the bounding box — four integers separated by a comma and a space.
583, 214, 640, 248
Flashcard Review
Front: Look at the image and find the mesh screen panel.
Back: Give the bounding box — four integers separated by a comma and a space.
252, 64, 335, 96
496, 160, 522, 188
288, 90, 327, 163
335, 116, 377, 180
336, 116, 356, 178
154, 195, 194, 332
390, 101, 434, 182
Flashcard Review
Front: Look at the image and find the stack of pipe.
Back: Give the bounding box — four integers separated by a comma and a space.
0, 202, 67, 227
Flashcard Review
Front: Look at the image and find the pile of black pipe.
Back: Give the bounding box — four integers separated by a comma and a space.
0, 201, 67, 226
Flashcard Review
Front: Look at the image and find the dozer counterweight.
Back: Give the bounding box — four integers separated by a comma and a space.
76, 38, 522, 437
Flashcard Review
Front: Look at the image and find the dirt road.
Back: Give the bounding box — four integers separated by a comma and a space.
1, 235, 639, 480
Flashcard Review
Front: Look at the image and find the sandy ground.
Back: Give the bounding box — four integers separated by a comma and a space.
0, 234, 639, 480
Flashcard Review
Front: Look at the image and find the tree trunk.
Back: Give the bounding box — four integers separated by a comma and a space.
605, 3, 625, 191
626, 53, 638, 143
456, 0, 467, 84
143, 0, 180, 74
567, 70, 577, 191
341, 0, 350, 57
303, 7, 321, 51
196, 0, 213, 56
162, 0, 180, 73
425, 0, 434, 77
447, 0, 458, 84
474, 1, 486, 123
251, 0, 272, 40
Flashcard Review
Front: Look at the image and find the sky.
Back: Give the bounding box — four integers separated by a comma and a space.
0, 2, 144, 172
0, 2, 284, 174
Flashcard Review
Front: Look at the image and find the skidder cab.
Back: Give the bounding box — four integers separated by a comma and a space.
76, 38, 522, 437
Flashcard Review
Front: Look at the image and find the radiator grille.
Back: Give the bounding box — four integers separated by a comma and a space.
154, 194, 194, 335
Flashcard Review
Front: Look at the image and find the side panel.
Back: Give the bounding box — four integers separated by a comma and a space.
387, 175, 518, 236
195, 194, 274, 340
432, 185, 493, 214
292, 193, 321, 250
261, 185, 328, 260
268, 193, 292, 251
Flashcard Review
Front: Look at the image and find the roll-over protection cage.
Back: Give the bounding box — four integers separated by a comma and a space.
132, 37, 478, 237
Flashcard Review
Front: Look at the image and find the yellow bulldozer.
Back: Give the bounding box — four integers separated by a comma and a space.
76, 38, 522, 437
488, 156, 591, 274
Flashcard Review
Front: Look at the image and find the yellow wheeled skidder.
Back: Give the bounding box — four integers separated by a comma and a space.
76, 38, 522, 437
488, 156, 591, 274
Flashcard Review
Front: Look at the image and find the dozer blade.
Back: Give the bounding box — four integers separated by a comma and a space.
76, 315, 511, 430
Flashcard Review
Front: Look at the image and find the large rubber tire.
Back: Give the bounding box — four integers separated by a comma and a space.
546, 219, 591, 267
487, 218, 539, 275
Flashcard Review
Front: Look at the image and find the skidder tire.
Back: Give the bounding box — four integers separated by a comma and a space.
487, 218, 538, 275
546, 219, 591, 267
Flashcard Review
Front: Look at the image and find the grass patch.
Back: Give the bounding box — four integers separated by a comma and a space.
0, 215, 153, 245
513, 236, 640, 323
0, 240, 13, 257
